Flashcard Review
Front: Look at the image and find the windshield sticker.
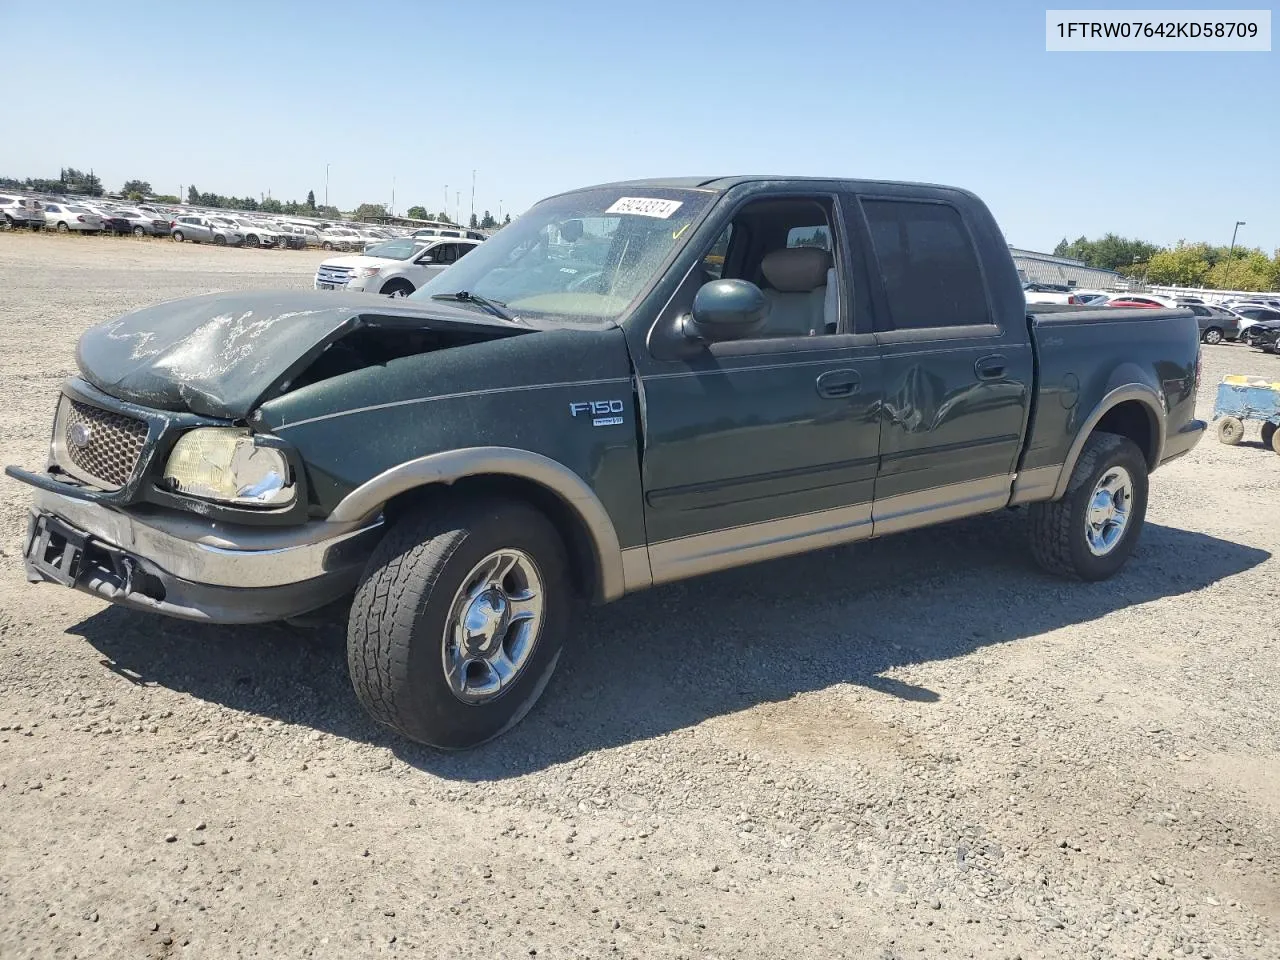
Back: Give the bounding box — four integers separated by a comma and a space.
605, 197, 684, 219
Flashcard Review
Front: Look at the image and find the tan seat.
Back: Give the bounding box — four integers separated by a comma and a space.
759, 247, 834, 336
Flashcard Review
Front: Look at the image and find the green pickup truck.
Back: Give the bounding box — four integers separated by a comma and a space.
7, 176, 1206, 748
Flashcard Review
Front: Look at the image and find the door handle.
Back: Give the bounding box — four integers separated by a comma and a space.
816, 369, 860, 398
974, 355, 1007, 381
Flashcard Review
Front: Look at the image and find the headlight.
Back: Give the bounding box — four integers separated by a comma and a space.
355, 266, 381, 278
162, 428, 294, 507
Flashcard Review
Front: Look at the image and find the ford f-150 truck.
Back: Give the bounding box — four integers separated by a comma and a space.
6, 176, 1206, 749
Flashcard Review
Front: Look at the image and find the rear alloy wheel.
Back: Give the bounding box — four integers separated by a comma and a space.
172, 231, 184, 243
1028, 432, 1149, 581
133, 225, 146, 237
56, 222, 69, 233
1202, 327, 1223, 345
1217, 416, 1245, 446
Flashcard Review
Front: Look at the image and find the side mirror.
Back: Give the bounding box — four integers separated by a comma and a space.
680, 279, 769, 342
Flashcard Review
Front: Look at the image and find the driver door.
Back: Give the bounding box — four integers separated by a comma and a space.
627, 189, 884, 585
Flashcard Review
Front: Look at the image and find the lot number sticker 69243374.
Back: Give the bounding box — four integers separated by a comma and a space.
605, 197, 684, 219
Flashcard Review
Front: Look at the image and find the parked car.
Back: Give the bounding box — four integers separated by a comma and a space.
112, 208, 171, 237
1239, 308, 1280, 350
91, 208, 136, 236
1107, 294, 1176, 308
1106, 299, 1164, 309
269, 222, 312, 249
40, 202, 104, 234
1072, 291, 1113, 305
412, 227, 488, 241
5, 174, 1206, 750
170, 215, 245, 246
225, 217, 282, 248
1185, 304, 1242, 344
1023, 284, 1080, 305
1, 196, 45, 229
318, 228, 364, 252
314, 237, 481, 296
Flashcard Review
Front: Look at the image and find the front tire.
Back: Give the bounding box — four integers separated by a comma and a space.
133, 225, 146, 237
1028, 432, 1149, 581
213, 234, 227, 246
172, 231, 184, 243
1217, 416, 1245, 445
347, 498, 571, 749
56, 222, 69, 233
381, 279, 414, 298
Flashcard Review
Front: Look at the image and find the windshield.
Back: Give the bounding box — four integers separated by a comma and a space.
365, 238, 425, 260
410, 187, 716, 323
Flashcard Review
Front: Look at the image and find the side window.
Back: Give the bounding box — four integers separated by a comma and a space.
861, 199, 990, 331
695, 196, 841, 339
786, 225, 830, 250
46, 204, 61, 213
701, 225, 731, 280
455, 243, 475, 260
428, 244, 456, 264
1190, 306, 1210, 317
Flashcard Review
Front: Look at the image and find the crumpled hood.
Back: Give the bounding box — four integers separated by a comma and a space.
75, 289, 525, 420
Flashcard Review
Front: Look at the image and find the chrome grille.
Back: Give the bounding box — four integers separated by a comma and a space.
60, 398, 149, 489
315, 265, 353, 287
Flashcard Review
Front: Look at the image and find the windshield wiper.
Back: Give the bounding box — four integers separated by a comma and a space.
430, 290, 515, 322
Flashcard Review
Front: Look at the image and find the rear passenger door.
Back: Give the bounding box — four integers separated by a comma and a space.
845, 193, 1033, 533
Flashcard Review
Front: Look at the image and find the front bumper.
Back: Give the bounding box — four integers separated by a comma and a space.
21, 488, 383, 623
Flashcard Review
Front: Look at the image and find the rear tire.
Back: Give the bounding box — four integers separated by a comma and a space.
1263, 421, 1279, 454
1217, 416, 1245, 446
1028, 432, 1148, 581
172, 231, 184, 243
133, 225, 146, 237
56, 222, 69, 233
1202, 327, 1223, 345
347, 498, 571, 749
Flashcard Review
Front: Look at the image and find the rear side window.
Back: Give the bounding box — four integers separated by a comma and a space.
862, 200, 990, 331
1190, 306, 1209, 316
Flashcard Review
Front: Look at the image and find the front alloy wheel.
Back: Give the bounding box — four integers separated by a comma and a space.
347, 498, 571, 749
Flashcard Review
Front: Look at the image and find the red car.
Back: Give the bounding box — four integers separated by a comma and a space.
1106, 299, 1164, 309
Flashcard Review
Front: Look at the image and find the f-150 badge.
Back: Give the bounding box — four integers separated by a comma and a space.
569, 400, 624, 427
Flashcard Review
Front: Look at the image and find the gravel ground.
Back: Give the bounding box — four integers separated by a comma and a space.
1, 231, 1277, 959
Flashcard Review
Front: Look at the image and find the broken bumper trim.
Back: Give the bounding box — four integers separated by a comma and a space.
22, 489, 384, 624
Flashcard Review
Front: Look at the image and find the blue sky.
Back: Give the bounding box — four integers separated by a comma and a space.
2, 0, 1275, 253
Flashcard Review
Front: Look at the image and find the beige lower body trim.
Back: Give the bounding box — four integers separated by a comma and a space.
871, 474, 1013, 536
621, 546, 653, 592
1008, 465, 1063, 505
643, 474, 1014, 587
648, 502, 874, 586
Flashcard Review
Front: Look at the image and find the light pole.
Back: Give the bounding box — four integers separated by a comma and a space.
324, 163, 330, 208
1225, 220, 1246, 292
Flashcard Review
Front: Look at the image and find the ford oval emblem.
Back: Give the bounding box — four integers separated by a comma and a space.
69, 423, 93, 448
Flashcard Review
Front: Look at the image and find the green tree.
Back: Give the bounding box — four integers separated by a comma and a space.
1143, 242, 1211, 287
315, 204, 340, 218
435, 211, 454, 224
306, 190, 316, 208
503, 213, 511, 225
406, 205, 428, 220
353, 202, 387, 219
187, 185, 200, 204
121, 179, 152, 197
1052, 233, 1160, 272
468, 212, 478, 229
480, 210, 496, 229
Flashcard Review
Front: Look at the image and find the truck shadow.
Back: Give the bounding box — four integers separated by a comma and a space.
69, 514, 1270, 779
